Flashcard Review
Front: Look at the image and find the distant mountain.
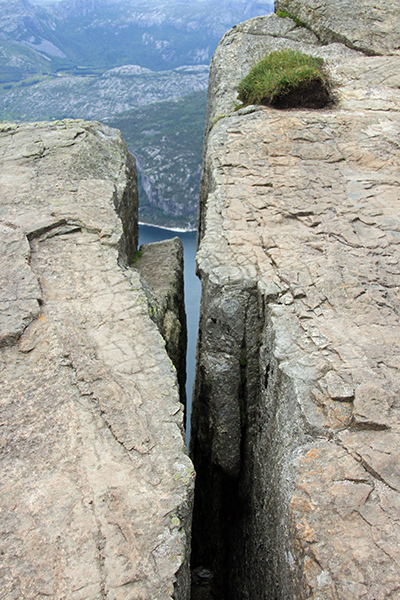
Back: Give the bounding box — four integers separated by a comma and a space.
105, 91, 207, 230
0, 63, 209, 120
0, 0, 274, 75
0, 0, 274, 227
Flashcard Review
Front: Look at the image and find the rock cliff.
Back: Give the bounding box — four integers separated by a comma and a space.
135, 237, 188, 408
190, 2, 400, 599
0, 120, 194, 599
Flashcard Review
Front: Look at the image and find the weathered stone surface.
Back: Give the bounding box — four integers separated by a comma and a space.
191, 7, 400, 600
276, 0, 400, 55
0, 120, 194, 599
135, 238, 187, 408
0, 224, 42, 347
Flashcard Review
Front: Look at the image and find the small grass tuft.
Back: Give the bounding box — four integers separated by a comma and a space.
276, 9, 307, 28
237, 48, 333, 110
132, 249, 143, 263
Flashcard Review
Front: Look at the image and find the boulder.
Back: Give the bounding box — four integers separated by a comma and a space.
135, 237, 188, 408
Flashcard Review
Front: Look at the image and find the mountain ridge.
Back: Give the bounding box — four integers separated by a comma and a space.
0, 0, 274, 227
0, 0, 274, 72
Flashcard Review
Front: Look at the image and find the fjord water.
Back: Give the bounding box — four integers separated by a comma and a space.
139, 224, 201, 442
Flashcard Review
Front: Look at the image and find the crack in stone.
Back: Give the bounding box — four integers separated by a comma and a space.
335, 438, 399, 493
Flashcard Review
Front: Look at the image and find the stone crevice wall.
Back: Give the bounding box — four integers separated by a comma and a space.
190, 4, 400, 599
135, 237, 188, 410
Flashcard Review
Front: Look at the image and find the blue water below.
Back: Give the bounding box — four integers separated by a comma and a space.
138, 224, 201, 444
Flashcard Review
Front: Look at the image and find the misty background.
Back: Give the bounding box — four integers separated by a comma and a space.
0, 0, 274, 228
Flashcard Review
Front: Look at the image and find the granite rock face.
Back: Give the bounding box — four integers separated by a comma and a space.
190, 7, 400, 600
135, 237, 188, 408
275, 0, 400, 55
0, 120, 194, 600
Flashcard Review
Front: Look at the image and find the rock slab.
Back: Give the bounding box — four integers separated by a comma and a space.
191, 6, 400, 600
0, 120, 194, 600
135, 237, 188, 409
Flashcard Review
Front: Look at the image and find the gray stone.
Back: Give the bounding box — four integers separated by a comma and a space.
191, 5, 400, 600
321, 370, 354, 402
275, 0, 400, 55
135, 237, 188, 408
0, 120, 194, 600
352, 382, 392, 430
0, 224, 42, 347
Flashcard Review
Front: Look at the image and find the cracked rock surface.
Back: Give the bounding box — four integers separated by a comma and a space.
190, 7, 400, 600
0, 120, 194, 600
275, 0, 400, 55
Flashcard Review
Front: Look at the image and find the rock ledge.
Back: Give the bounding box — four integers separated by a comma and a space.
0, 120, 194, 600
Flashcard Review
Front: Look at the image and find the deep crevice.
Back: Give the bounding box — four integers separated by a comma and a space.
190, 285, 280, 600
189, 279, 313, 600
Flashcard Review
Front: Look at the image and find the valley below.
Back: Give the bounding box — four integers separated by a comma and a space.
0, 62, 209, 227
0, 64, 209, 122
105, 91, 207, 229
0, 0, 273, 228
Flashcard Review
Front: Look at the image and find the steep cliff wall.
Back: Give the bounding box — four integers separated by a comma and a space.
0, 120, 194, 600
190, 3, 400, 599
135, 237, 188, 408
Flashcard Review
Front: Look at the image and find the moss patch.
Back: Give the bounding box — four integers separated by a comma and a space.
276, 9, 307, 28
132, 250, 143, 263
237, 49, 333, 109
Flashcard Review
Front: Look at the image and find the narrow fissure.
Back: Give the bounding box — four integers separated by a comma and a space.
138, 225, 297, 600
138, 223, 201, 444
188, 281, 308, 600
189, 285, 280, 600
